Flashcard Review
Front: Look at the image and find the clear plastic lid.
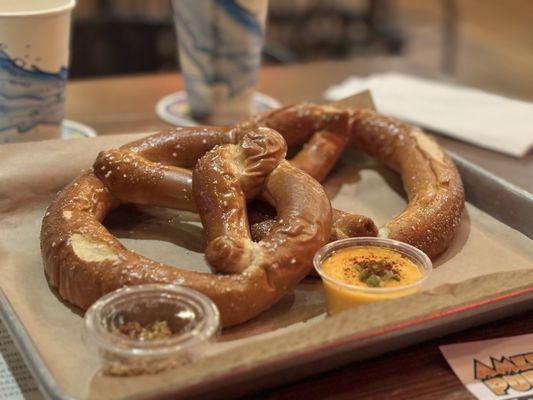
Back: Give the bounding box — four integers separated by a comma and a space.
84, 284, 220, 374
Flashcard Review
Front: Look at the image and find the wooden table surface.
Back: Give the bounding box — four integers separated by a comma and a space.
65, 59, 532, 400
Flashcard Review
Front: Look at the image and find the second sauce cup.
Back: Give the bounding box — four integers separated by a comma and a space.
314, 237, 433, 315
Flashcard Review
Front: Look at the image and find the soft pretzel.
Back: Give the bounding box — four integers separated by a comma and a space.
245, 104, 465, 259
92, 103, 463, 258
94, 125, 377, 244
40, 126, 331, 327
250, 208, 378, 242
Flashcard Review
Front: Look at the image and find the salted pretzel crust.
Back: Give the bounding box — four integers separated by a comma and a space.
41, 126, 331, 327
41, 103, 465, 329
247, 104, 465, 258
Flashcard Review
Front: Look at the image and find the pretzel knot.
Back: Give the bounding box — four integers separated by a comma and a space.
244, 104, 465, 259
40, 126, 332, 327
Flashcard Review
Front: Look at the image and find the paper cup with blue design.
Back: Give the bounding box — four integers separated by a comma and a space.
0, 0, 75, 143
172, 0, 268, 125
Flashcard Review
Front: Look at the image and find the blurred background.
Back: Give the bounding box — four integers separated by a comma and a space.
71, 0, 533, 101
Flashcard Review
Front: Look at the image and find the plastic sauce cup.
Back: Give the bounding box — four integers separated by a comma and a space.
84, 284, 220, 375
313, 237, 433, 315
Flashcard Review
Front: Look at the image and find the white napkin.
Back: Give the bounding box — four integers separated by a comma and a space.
324, 73, 533, 157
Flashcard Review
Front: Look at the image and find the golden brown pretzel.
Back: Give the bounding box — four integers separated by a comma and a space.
40, 126, 331, 327
250, 207, 378, 242
245, 104, 465, 259
92, 103, 463, 258
93, 125, 375, 244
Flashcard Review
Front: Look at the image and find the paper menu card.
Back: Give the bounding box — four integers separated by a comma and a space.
440, 334, 533, 400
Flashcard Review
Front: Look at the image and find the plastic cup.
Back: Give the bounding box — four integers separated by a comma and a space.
84, 284, 220, 375
0, 0, 75, 143
171, 0, 268, 125
314, 237, 433, 315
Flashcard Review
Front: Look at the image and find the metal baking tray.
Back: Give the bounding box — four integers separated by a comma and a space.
1, 150, 532, 400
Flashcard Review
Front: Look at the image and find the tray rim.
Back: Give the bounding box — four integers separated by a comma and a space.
2, 277, 532, 400
158, 285, 533, 400
1, 153, 532, 400
0, 291, 75, 400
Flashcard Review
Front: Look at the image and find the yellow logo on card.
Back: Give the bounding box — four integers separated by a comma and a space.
474, 352, 533, 395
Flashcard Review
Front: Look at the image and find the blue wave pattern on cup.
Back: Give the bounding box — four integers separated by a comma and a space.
0, 48, 67, 137
173, 0, 266, 123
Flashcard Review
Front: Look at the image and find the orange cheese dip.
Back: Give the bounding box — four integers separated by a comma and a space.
319, 246, 423, 314
322, 247, 422, 288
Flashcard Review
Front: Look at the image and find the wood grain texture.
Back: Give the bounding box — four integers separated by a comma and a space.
396, 0, 533, 102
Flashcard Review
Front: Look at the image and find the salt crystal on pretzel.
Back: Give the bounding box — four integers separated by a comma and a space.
247, 104, 465, 259
41, 126, 331, 327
